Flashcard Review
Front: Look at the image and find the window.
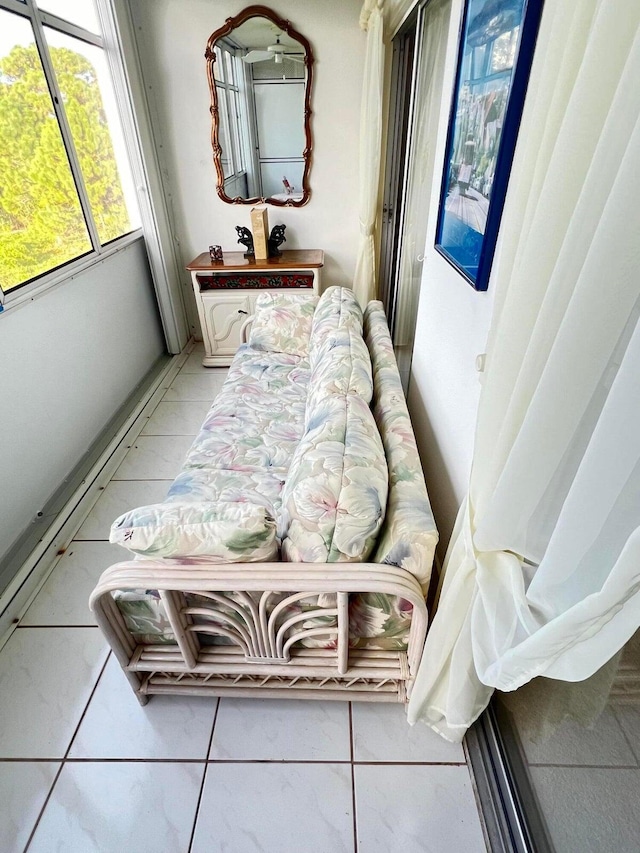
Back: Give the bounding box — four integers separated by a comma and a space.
0, 0, 140, 296
214, 42, 246, 181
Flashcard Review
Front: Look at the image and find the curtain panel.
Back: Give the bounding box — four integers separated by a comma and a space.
353, 0, 385, 307
408, 0, 640, 741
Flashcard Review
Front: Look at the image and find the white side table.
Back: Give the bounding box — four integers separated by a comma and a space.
186, 250, 324, 367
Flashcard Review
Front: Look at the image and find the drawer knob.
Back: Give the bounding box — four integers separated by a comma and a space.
238, 309, 248, 315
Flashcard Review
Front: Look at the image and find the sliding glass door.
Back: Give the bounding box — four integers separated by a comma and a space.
379, 0, 451, 392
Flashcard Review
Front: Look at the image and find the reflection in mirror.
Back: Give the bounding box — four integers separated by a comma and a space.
206, 7, 313, 206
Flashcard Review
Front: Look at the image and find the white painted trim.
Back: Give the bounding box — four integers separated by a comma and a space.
387, 0, 420, 41
1, 232, 143, 314
0, 344, 192, 649
100, 0, 190, 354
38, 10, 103, 46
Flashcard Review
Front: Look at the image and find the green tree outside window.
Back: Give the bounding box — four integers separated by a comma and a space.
0, 44, 131, 292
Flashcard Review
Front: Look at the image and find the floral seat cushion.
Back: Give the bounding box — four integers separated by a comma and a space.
177, 345, 310, 479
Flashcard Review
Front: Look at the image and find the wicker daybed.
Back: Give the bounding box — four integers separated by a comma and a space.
90, 287, 438, 705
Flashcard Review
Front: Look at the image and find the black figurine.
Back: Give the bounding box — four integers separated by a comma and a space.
268, 224, 287, 258
235, 225, 254, 257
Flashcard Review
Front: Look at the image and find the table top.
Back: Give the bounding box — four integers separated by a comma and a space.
187, 249, 324, 272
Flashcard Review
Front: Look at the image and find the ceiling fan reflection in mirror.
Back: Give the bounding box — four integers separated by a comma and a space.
243, 35, 305, 66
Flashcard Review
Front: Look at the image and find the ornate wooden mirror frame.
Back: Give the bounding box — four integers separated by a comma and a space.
205, 5, 314, 207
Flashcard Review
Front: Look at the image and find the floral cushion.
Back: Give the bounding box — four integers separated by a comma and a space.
248, 291, 318, 357
305, 324, 373, 418
281, 392, 388, 562
176, 346, 309, 481
110, 501, 278, 560
309, 286, 363, 369
166, 468, 286, 518
364, 301, 438, 592
113, 589, 174, 645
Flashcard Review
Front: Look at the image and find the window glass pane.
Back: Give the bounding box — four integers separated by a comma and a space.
46, 28, 140, 245
232, 90, 244, 172
213, 46, 223, 82
224, 49, 235, 86
0, 10, 91, 293
36, 0, 100, 34
216, 85, 233, 178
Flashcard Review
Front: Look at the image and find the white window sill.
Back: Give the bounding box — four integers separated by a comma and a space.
0, 230, 144, 316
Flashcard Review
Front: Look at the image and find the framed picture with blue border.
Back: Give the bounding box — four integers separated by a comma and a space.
435, 0, 544, 291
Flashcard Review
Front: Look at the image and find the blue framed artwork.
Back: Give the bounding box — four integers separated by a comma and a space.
435, 0, 543, 291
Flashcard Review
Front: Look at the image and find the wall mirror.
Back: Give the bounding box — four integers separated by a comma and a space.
205, 5, 313, 207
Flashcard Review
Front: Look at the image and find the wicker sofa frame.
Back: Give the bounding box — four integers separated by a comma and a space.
90, 561, 428, 705
90, 298, 435, 706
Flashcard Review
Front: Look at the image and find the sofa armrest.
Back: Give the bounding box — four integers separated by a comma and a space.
239, 314, 254, 344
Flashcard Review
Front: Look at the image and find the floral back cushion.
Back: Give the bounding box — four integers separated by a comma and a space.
364, 301, 438, 592
305, 324, 374, 420
309, 286, 363, 369
280, 392, 388, 562
248, 292, 319, 357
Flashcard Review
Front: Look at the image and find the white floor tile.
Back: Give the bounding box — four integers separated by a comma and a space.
352, 702, 465, 763
0, 628, 107, 758
29, 761, 202, 853
520, 707, 636, 766
69, 656, 217, 759
612, 704, 640, 764
210, 698, 351, 761
192, 763, 353, 853
22, 542, 128, 626
75, 480, 173, 540
141, 400, 211, 435
355, 764, 486, 853
112, 435, 194, 480
163, 372, 227, 402
530, 766, 640, 853
0, 761, 59, 852
180, 349, 213, 373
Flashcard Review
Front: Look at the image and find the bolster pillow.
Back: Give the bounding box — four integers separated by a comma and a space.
110, 501, 278, 561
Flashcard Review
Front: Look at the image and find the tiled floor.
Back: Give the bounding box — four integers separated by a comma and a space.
503, 641, 640, 853
0, 344, 487, 853
512, 700, 640, 852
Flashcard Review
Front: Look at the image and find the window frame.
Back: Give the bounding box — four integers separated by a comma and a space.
214, 40, 248, 184
0, 0, 143, 310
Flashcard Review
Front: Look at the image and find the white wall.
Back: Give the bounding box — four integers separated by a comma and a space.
127, 0, 365, 336
0, 240, 165, 560
407, 0, 496, 552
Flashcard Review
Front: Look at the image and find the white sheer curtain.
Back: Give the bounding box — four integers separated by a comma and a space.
408, 0, 640, 741
353, 0, 385, 307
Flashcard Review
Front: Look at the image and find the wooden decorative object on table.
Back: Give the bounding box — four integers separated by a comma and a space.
250, 207, 269, 259
235, 226, 254, 257
268, 224, 287, 258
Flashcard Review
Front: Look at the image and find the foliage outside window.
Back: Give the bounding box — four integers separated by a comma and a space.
0, 1, 140, 295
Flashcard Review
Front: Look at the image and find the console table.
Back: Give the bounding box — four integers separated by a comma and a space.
186, 250, 324, 366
